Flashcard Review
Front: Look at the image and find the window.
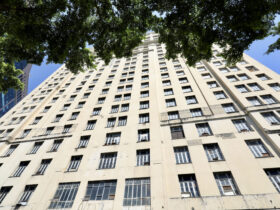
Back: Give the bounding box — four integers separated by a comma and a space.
232, 119, 252, 132
123, 178, 151, 206
248, 83, 262, 91
196, 123, 213, 136
139, 113, 149, 124
257, 73, 270, 81
51, 97, 58, 103
53, 114, 63, 123
67, 155, 82, 172
99, 152, 117, 169
97, 97, 105, 104
18, 185, 37, 204
70, 112, 79, 120
141, 82, 149, 89
162, 80, 171, 86
165, 98, 176, 107
202, 73, 212, 79
204, 144, 224, 161
247, 96, 262, 106
190, 108, 203, 117
118, 116, 127, 126
164, 88, 173, 96
261, 112, 280, 125
171, 126, 185, 139
265, 169, 280, 192
12, 161, 30, 177
29, 142, 43, 154
62, 104, 70, 111
0, 186, 12, 204
207, 81, 219, 88
69, 95, 76, 101
62, 124, 72, 133
142, 75, 149, 80
246, 66, 258, 72
117, 86, 124, 92
197, 66, 206, 72
123, 93, 131, 100
49, 139, 62, 152
179, 77, 188, 84
186, 96, 197, 104
141, 91, 149, 98
92, 107, 101, 116
214, 91, 227, 99
213, 61, 222, 66
78, 136, 90, 148
161, 73, 169, 79
219, 68, 229, 73
214, 172, 239, 196
126, 85, 132, 91
32, 116, 42, 124
35, 159, 52, 175
114, 95, 122, 102
105, 132, 121, 145
43, 106, 51, 113
88, 85, 94, 90
261, 95, 277, 104
160, 67, 167, 72
101, 88, 109, 95
168, 111, 179, 120
174, 146, 191, 164
140, 101, 149, 109
86, 120, 96, 130
269, 83, 280, 91
85, 180, 117, 201
246, 139, 271, 158
121, 103, 129, 112
222, 103, 237, 113
227, 75, 238, 82
236, 85, 249, 93
136, 149, 150, 166
178, 174, 200, 198
20, 129, 31, 138
3, 144, 18, 157
138, 129, 150, 142
49, 183, 80, 209
238, 74, 250, 80
107, 118, 116, 127
176, 71, 185, 76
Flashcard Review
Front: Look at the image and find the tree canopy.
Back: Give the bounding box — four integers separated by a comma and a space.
0, 0, 279, 92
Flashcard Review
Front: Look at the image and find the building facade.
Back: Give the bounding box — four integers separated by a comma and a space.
0, 61, 32, 117
0, 34, 280, 210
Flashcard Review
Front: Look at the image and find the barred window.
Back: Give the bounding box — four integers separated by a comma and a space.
140, 101, 149, 109
166, 98, 176, 107
18, 185, 37, 204
12, 161, 30, 177
138, 129, 150, 142
85, 180, 117, 200
3, 144, 18, 157
265, 169, 280, 192
222, 103, 237, 113
69, 112, 79, 120
248, 83, 262, 91
190, 108, 203, 117
168, 111, 179, 120
62, 124, 72, 133
171, 126, 185, 139
214, 172, 239, 196
78, 136, 90, 148
186, 96, 197, 104
269, 83, 280, 91
179, 174, 200, 197
214, 91, 227, 99
236, 85, 249, 93
139, 113, 149, 124
105, 132, 121, 145
246, 139, 271, 158
118, 116, 127, 126
261, 112, 280, 125
204, 144, 224, 161
29, 142, 43, 154
67, 156, 82, 172
182, 85, 192, 93
247, 96, 262, 106
232, 119, 252, 132
196, 123, 213, 136
0, 186, 12, 204
174, 146, 191, 164
123, 178, 151, 206
86, 120, 96, 130
121, 103, 129, 112
92, 107, 101, 116
107, 118, 116, 127
207, 81, 219, 88
49, 139, 62, 152
179, 77, 188, 84
49, 182, 79, 209
261, 95, 277, 104
35, 159, 52, 175
99, 152, 117, 169
137, 149, 150, 166
164, 88, 173, 96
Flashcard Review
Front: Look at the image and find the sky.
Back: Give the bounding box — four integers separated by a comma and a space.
27, 28, 280, 94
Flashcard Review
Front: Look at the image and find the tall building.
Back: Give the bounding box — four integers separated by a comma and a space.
0, 61, 32, 117
0, 33, 280, 210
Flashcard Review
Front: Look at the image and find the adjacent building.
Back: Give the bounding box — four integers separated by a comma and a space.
0, 61, 32, 117
0, 33, 280, 210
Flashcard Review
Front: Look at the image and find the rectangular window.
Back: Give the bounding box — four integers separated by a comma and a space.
97, 97, 105, 104
219, 67, 229, 73
182, 86, 192, 93
139, 113, 149, 124
18, 185, 37, 204
85, 180, 117, 201
32, 116, 42, 124
161, 73, 169, 79
179, 77, 188, 84
0, 186, 12, 204
101, 88, 109, 95
123, 93, 131, 100
29, 142, 43, 154
138, 129, 150, 142
236, 85, 249, 93
246, 139, 271, 158
99, 152, 117, 169
3, 144, 18, 157
204, 144, 224, 161
62, 104, 70, 111
43, 106, 51, 113
12, 161, 30, 177
232, 119, 252, 132
257, 73, 270, 81
202, 73, 212, 79
117, 86, 124, 92
111, 105, 119, 113
49, 139, 62, 152
179, 174, 200, 197
62, 124, 72, 133
140, 101, 149, 109
35, 159, 52, 175
222, 103, 237, 113
166, 98, 176, 107
137, 149, 150, 166
126, 85, 132, 91
118, 116, 127, 126
141, 82, 149, 88
67, 156, 82, 172
261, 95, 277, 104
214, 91, 227, 99
78, 136, 90, 148
227, 75, 238, 82
49, 183, 80, 209
53, 114, 63, 122
238, 74, 250, 80
86, 120, 96, 130
196, 123, 213, 136
190, 108, 203, 117
174, 146, 191, 164
186, 96, 198, 104
269, 83, 280, 91
123, 178, 151, 206
171, 126, 185, 139
164, 88, 173, 96
105, 132, 121, 145
121, 103, 129, 112
69, 112, 79, 120
168, 111, 179, 120
207, 81, 219, 88
214, 172, 239, 196
248, 83, 262, 91
247, 96, 262, 106
107, 118, 116, 128
162, 80, 171, 86
114, 95, 122, 102
261, 112, 280, 125
265, 169, 280, 192
92, 107, 101, 116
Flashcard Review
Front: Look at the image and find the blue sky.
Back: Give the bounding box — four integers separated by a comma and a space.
27, 31, 280, 94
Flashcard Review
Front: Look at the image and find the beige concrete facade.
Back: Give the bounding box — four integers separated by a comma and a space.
0, 33, 280, 210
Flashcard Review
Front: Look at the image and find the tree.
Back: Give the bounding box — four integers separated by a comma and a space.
0, 0, 279, 92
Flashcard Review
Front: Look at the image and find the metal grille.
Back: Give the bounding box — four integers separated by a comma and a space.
49, 139, 62, 152
0, 186, 12, 204
214, 172, 239, 196
121, 104, 129, 112
139, 114, 149, 124
196, 123, 212, 136
137, 150, 150, 166
85, 180, 117, 200
67, 156, 82, 172
105, 133, 121, 145
3, 144, 18, 157
179, 174, 200, 197
36, 159, 52, 175
174, 147, 191, 164
118, 116, 127, 126
19, 185, 37, 203
30, 142, 43, 154
13, 161, 30, 177
78, 136, 90, 148
92, 108, 101, 115
204, 144, 224, 161
99, 153, 117, 169
86, 120, 96, 130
